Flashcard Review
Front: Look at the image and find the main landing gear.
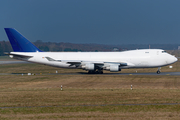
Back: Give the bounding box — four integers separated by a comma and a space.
157, 67, 161, 74
88, 69, 103, 74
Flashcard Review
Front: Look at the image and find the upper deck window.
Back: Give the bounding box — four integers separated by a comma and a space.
162, 51, 167, 53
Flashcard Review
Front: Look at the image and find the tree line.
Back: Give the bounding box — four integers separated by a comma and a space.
0, 40, 119, 56
0, 40, 179, 56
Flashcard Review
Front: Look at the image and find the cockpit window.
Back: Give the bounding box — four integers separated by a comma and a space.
162, 51, 166, 53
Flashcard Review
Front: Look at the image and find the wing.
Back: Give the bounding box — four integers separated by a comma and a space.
45, 56, 129, 71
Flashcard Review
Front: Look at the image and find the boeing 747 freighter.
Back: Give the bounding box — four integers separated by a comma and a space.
4, 28, 178, 74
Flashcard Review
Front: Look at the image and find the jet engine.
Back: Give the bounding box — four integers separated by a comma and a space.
82, 63, 95, 70
109, 65, 121, 72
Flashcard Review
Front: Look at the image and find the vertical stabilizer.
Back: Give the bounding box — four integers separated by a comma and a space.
4, 28, 42, 52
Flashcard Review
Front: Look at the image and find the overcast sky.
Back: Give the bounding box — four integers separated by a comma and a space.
0, 0, 180, 44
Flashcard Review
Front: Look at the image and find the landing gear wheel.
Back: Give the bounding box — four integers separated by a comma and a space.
157, 70, 161, 74
88, 69, 103, 74
98, 69, 103, 74
88, 70, 94, 74
157, 67, 161, 74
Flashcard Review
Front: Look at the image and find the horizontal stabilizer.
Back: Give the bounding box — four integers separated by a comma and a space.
5, 52, 33, 59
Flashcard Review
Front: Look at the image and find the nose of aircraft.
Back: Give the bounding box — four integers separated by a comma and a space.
170, 56, 178, 63
174, 56, 178, 62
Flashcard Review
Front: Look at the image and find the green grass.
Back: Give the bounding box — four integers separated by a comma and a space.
1, 105, 180, 119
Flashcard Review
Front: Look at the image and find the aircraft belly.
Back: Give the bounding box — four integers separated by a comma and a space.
138, 61, 149, 67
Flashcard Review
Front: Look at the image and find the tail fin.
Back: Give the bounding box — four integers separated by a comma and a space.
4, 28, 42, 52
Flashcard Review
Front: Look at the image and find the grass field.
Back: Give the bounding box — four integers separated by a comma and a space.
0, 54, 180, 119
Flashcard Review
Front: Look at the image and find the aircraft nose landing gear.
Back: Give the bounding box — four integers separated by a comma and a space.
157, 67, 161, 74
157, 70, 161, 74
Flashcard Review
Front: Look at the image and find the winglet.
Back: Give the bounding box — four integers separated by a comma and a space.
4, 28, 42, 52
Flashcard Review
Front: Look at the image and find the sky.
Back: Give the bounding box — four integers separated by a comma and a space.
0, 0, 180, 44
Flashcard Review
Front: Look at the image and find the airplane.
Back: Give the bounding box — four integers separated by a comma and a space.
4, 28, 178, 74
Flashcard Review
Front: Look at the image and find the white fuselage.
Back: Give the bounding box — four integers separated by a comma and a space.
10, 49, 177, 70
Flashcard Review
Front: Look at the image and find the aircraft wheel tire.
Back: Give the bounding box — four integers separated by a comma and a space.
98, 70, 103, 74
88, 70, 96, 74
88, 70, 103, 74
157, 71, 161, 74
